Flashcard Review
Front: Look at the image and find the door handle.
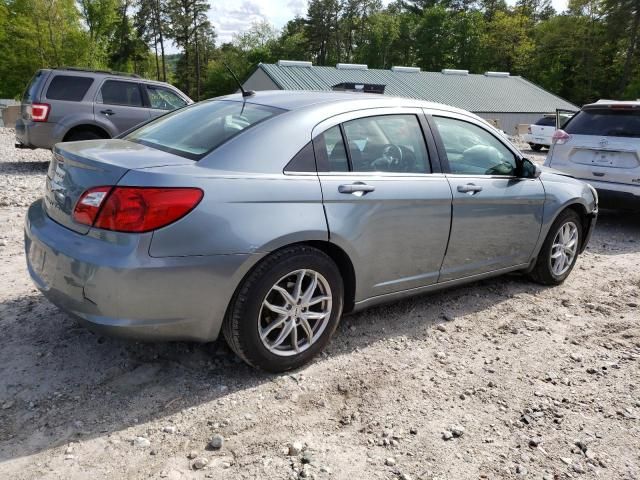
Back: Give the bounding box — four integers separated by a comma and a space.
457, 183, 483, 194
338, 182, 375, 195
100, 109, 115, 116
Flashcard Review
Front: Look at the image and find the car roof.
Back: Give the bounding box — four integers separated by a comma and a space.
583, 99, 640, 109
45, 68, 177, 88
216, 89, 471, 116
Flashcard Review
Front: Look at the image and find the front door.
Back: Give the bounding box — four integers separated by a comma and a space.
316, 110, 452, 301
429, 114, 545, 282
94, 79, 150, 134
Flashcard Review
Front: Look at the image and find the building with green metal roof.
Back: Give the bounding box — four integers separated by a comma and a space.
243, 61, 578, 135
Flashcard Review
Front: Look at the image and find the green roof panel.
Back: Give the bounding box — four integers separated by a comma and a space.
258, 63, 577, 113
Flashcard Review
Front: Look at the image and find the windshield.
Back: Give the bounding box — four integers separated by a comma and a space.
125, 100, 284, 160
564, 108, 640, 138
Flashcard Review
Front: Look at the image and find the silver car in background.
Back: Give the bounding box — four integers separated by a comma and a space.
24, 91, 598, 372
15, 68, 192, 150
546, 100, 640, 208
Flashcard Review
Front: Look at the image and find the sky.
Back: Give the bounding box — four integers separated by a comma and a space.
205, 0, 569, 46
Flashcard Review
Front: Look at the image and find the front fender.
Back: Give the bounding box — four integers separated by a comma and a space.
532, 173, 598, 259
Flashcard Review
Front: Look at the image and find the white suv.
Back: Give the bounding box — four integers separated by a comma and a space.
545, 100, 640, 208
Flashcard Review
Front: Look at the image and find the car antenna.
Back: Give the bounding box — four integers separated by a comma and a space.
224, 64, 254, 98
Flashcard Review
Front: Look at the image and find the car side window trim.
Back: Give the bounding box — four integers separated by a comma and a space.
418, 113, 443, 174
338, 124, 354, 172
427, 113, 521, 177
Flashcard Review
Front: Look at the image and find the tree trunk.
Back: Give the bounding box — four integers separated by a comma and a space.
154, 32, 160, 80
193, 12, 200, 100
155, 0, 167, 81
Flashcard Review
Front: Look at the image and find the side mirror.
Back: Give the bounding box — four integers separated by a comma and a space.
521, 158, 542, 179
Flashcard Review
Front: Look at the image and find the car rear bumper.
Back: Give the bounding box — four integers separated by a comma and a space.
579, 179, 640, 209
523, 134, 551, 146
25, 199, 262, 342
15, 118, 58, 149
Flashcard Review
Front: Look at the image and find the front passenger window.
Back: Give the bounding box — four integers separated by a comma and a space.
146, 85, 187, 110
433, 116, 516, 176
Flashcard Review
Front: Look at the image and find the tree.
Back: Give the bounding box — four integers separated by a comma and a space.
77, 0, 118, 66
603, 0, 640, 96
166, 0, 212, 98
306, 0, 341, 65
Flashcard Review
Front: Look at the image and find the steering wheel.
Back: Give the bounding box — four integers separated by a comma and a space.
372, 144, 407, 171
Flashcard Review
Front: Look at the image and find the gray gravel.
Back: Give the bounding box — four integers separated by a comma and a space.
1, 128, 639, 480
0, 128, 51, 207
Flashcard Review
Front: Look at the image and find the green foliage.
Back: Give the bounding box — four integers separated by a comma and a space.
1, 0, 640, 106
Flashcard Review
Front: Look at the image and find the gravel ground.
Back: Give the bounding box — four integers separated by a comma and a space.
0, 127, 639, 480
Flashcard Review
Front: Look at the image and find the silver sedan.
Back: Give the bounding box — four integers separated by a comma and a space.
24, 91, 598, 372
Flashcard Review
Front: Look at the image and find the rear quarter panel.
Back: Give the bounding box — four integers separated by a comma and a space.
119, 165, 328, 257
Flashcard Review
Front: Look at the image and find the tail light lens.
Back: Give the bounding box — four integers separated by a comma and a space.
527, 126, 532, 134
73, 186, 113, 226
552, 129, 571, 145
28, 103, 50, 122
73, 186, 203, 233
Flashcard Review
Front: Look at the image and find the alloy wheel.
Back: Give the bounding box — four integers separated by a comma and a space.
550, 221, 578, 276
258, 269, 333, 357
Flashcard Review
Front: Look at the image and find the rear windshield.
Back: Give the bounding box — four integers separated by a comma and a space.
22, 70, 47, 102
125, 100, 284, 160
46, 75, 94, 101
535, 117, 555, 126
565, 108, 640, 138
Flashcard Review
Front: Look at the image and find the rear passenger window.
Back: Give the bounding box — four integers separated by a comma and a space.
317, 126, 349, 171
46, 76, 93, 101
99, 80, 143, 107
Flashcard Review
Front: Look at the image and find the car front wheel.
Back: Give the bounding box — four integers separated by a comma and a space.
529, 209, 582, 285
223, 245, 344, 372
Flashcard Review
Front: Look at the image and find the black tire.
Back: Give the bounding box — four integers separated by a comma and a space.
530, 144, 543, 151
222, 245, 344, 372
529, 209, 582, 285
65, 130, 105, 142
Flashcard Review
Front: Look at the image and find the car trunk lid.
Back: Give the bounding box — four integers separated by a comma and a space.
45, 139, 193, 234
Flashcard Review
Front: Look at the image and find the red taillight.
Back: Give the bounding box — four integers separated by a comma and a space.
29, 103, 50, 122
73, 186, 203, 233
552, 129, 571, 145
73, 186, 113, 226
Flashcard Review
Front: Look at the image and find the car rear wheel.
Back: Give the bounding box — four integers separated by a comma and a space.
530, 143, 543, 151
529, 209, 582, 285
223, 245, 344, 372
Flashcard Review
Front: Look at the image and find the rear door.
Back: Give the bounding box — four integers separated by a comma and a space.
316, 108, 452, 300
549, 106, 640, 185
94, 79, 150, 134
429, 112, 545, 281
